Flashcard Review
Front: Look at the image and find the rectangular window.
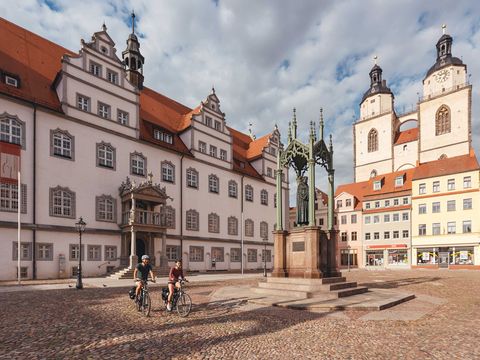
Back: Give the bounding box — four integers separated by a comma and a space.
364, 216, 370, 224
205, 116, 212, 127
341, 232, 347, 241
351, 214, 357, 224
447, 222, 456, 234
394, 199, 399, 206
77, 94, 90, 111
220, 149, 227, 161
0, 183, 27, 213
98, 102, 111, 119
418, 224, 426, 236
402, 230, 409, 238
230, 248, 241, 262
403, 197, 409, 205
447, 179, 455, 191
88, 245, 101, 261
393, 231, 399, 239
432, 202, 440, 213
5, 75, 18, 87
247, 249, 257, 262
384, 231, 390, 239
337, 200, 342, 208
90, 61, 102, 76
107, 70, 118, 84
463, 176, 472, 189
166, 245, 180, 261
463, 198, 472, 210
384, 214, 390, 222
16, 267, 28, 278
433, 181, 440, 193
104, 246, 117, 261
447, 200, 456, 212
214, 121, 221, 131
346, 199, 352, 207
419, 183, 426, 194
393, 213, 399, 222
319, 218, 324, 226
373, 181, 381, 190
341, 215, 347, 225
198, 141, 207, 153
402, 212, 409, 221
351, 231, 357, 241
117, 110, 129, 125
463, 220, 472, 233
69, 244, 84, 261
373, 215, 379, 224
209, 145, 217, 157
365, 233, 371, 241
36, 243, 53, 261
374, 201, 380, 208
12, 242, 32, 261
419, 204, 427, 214
96, 196, 115, 222
189, 246, 204, 262
373, 232, 379, 240
395, 176, 404, 187
365, 203, 370, 209
384, 200, 390, 207
432, 223, 440, 235
261, 249, 272, 263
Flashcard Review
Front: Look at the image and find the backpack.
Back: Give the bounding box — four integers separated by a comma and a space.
128, 286, 136, 299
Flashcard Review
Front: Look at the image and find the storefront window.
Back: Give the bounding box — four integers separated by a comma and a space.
450, 247, 474, 265
388, 249, 408, 265
340, 249, 358, 266
366, 250, 384, 266
417, 248, 438, 264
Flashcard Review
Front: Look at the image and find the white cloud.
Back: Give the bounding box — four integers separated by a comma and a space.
2, 0, 480, 206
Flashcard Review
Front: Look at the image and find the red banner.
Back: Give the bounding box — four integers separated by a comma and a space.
0, 141, 21, 184
366, 244, 407, 249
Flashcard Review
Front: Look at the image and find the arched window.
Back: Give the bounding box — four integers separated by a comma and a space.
260, 221, 268, 239
165, 206, 175, 229
161, 161, 175, 183
51, 129, 74, 159
50, 186, 75, 218
0, 115, 24, 146
209, 174, 219, 193
96, 195, 116, 222
186, 168, 199, 188
186, 209, 199, 231
96, 142, 115, 169
436, 105, 451, 135
245, 219, 254, 237
208, 213, 220, 233
260, 190, 268, 206
228, 180, 238, 198
245, 185, 253, 202
367, 129, 378, 153
130, 152, 146, 176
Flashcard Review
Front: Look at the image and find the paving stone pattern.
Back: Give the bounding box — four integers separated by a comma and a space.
0, 271, 479, 359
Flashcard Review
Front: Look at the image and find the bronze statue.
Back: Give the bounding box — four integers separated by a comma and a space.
296, 176, 309, 226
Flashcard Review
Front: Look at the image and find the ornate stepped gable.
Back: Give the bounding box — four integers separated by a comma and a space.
0, 17, 275, 179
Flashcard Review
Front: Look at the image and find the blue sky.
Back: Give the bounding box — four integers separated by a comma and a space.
2, 0, 480, 204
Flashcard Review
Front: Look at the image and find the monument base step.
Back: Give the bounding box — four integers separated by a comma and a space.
267, 276, 347, 285
257, 280, 358, 292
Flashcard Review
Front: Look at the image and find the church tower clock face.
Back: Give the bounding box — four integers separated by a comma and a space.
435, 69, 450, 83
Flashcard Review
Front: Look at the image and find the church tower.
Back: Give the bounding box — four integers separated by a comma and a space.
122, 11, 145, 89
419, 25, 470, 162
353, 58, 395, 182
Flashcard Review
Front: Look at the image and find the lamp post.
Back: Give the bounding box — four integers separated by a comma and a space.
75, 217, 86, 289
347, 245, 351, 272
263, 237, 268, 277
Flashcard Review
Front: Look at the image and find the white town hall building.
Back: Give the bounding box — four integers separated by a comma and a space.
0, 16, 289, 280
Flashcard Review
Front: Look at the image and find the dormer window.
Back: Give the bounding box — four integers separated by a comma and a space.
153, 129, 173, 144
373, 180, 381, 191
5, 75, 18, 87
395, 176, 404, 187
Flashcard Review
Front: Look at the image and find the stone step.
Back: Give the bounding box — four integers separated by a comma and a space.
252, 287, 311, 299
108, 266, 169, 279
257, 281, 358, 293
267, 276, 346, 286
332, 286, 369, 298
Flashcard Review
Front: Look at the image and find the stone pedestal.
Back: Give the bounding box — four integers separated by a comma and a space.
303, 226, 322, 278
129, 254, 138, 269
326, 230, 342, 277
272, 230, 288, 277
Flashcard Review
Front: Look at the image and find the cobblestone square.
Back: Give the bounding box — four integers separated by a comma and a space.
1, 270, 479, 359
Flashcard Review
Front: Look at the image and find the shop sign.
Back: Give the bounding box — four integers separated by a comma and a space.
460, 251, 468, 260
422, 252, 430, 261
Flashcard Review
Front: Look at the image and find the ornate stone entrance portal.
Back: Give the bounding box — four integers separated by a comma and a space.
273, 109, 340, 278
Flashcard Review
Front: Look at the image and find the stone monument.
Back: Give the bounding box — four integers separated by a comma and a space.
272, 108, 340, 279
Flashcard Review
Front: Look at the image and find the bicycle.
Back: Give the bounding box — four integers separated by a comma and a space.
161, 280, 192, 317
134, 279, 154, 317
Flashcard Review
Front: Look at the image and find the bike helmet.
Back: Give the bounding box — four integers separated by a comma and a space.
142, 255, 150, 260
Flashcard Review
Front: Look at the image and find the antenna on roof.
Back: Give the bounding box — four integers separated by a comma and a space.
442, 24, 447, 35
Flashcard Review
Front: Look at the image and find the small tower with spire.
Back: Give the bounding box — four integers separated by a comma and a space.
122, 11, 145, 89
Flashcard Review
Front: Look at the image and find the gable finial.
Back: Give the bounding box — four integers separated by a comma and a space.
287, 121, 292, 143
212, 85, 215, 94
292, 108, 297, 139
329, 133, 333, 151
373, 55, 378, 65
442, 24, 447, 35
102, 21, 107, 32
131, 10, 136, 34
319, 107, 324, 141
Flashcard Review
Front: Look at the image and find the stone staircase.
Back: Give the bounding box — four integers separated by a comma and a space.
108, 266, 169, 279
253, 276, 368, 300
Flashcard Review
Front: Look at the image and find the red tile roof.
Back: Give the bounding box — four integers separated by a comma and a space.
394, 127, 419, 145
363, 168, 415, 198
413, 152, 479, 180
0, 17, 268, 179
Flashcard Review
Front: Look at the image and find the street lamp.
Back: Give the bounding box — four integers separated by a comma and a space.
75, 217, 86, 289
263, 237, 268, 277
347, 245, 351, 272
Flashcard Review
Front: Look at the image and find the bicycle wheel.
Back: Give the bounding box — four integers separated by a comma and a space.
142, 292, 151, 317
176, 293, 192, 317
